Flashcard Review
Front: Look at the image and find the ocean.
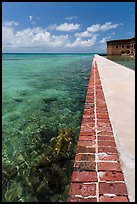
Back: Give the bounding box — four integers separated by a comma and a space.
2, 53, 93, 202
2, 53, 135, 202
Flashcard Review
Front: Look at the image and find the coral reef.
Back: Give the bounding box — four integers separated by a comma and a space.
2, 127, 76, 202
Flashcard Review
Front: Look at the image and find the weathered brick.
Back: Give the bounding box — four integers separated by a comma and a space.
98, 140, 116, 147
74, 161, 96, 171
98, 154, 119, 162
97, 115, 109, 119
80, 127, 95, 132
72, 171, 97, 182
80, 131, 95, 136
75, 153, 95, 162
99, 182, 128, 195
82, 118, 94, 123
99, 195, 129, 202
97, 123, 111, 128
81, 123, 95, 128
98, 147, 118, 154
97, 119, 110, 123
76, 147, 95, 154
98, 136, 115, 141
69, 183, 96, 197
98, 162, 121, 171
79, 135, 96, 141
97, 131, 113, 136
97, 127, 112, 131
99, 171, 124, 181
77, 140, 96, 147
67, 197, 97, 202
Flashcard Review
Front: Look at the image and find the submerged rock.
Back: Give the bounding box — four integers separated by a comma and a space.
14, 98, 23, 103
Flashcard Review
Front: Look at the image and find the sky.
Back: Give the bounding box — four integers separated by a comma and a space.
2, 2, 135, 53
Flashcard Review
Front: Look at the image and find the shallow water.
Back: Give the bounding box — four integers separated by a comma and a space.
2, 53, 93, 202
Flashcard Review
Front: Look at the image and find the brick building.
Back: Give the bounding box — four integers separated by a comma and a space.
107, 37, 135, 56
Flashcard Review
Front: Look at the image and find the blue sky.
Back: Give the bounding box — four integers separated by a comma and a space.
2, 2, 135, 53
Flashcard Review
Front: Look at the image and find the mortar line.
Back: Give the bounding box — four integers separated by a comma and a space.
93, 60, 99, 202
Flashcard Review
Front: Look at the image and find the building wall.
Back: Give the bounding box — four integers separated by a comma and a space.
107, 38, 135, 56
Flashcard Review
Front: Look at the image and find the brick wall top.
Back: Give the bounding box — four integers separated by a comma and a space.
67, 57, 129, 202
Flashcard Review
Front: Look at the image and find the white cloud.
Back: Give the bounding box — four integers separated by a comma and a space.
66, 36, 97, 48
49, 23, 80, 31
99, 36, 111, 44
2, 22, 69, 50
87, 22, 119, 33
65, 16, 78, 20
3, 21, 100, 52
29, 16, 33, 21
3, 21, 19, 27
75, 31, 93, 38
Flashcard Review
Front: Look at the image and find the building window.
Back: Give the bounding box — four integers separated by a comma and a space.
122, 45, 124, 48
127, 45, 129, 48
116, 46, 118, 48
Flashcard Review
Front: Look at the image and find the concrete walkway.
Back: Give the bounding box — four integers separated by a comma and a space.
94, 54, 135, 202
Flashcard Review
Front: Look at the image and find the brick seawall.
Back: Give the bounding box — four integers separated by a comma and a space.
67, 57, 129, 202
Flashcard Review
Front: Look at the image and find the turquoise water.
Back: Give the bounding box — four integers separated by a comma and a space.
2, 53, 93, 202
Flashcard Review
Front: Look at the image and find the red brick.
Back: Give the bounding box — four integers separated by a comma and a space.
96, 99, 105, 102
99, 171, 124, 181
69, 183, 96, 197
83, 110, 94, 114
77, 140, 96, 147
98, 131, 113, 136
80, 131, 95, 136
82, 114, 94, 119
97, 127, 112, 131
98, 140, 116, 147
98, 162, 121, 171
96, 109, 108, 113
99, 195, 129, 202
82, 118, 94, 123
72, 171, 97, 182
99, 182, 128, 195
99, 147, 118, 154
75, 153, 95, 162
97, 115, 109, 119
97, 123, 111, 128
79, 135, 96, 141
96, 104, 107, 108
96, 113, 108, 116
97, 119, 110, 123
76, 147, 95, 154
81, 122, 95, 126
98, 136, 115, 141
67, 197, 97, 202
80, 127, 95, 132
86, 96, 94, 99
84, 107, 94, 112
81, 123, 95, 128
98, 154, 119, 162
74, 161, 96, 171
